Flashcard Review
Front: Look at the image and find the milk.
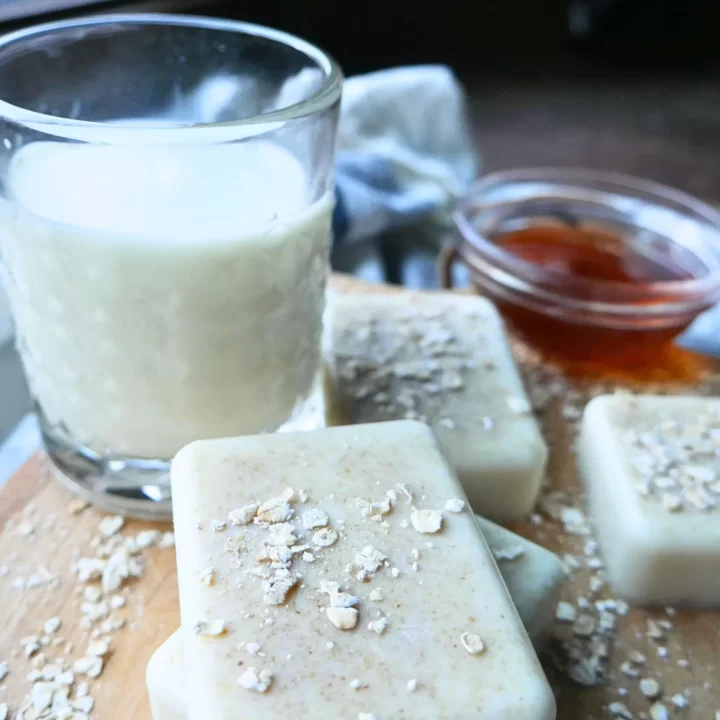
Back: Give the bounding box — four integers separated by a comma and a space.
0, 140, 332, 458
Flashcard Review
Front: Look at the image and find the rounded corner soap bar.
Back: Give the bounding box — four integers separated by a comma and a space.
326, 292, 548, 521
169, 420, 556, 719
578, 393, 720, 606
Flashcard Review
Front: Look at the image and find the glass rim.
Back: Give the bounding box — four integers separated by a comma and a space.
0, 13, 344, 133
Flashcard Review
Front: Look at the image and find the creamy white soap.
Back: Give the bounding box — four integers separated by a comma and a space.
475, 516, 565, 647
327, 293, 548, 520
0, 141, 331, 458
144, 515, 563, 719
579, 394, 720, 606
170, 421, 555, 719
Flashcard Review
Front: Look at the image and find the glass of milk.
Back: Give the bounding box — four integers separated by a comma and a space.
0, 14, 342, 518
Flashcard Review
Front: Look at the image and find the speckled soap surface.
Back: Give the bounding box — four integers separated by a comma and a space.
326, 293, 548, 521
171, 421, 555, 719
146, 518, 564, 719
579, 394, 720, 607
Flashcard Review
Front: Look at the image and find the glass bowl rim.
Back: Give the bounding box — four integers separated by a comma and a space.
453, 167, 720, 314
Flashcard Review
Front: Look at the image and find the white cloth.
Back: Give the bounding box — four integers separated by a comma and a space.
335, 65, 477, 244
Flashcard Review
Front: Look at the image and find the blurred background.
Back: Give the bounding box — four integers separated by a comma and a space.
3, 0, 719, 200
2, 0, 719, 288
1, 0, 719, 442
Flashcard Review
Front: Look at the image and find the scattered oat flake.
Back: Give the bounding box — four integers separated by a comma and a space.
646, 620, 664, 640
72, 655, 103, 678
263, 568, 298, 605
348, 545, 388, 580
256, 495, 293, 524
619, 661, 639, 678
245, 642, 261, 655
326, 607, 359, 630
627, 650, 646, 665
193, 620, 227, 637
444, 498, 465, 513
350, 678, 368, 690
460, 632, 485, 655
31, 681, 54, 713
87, 639, 111, 657
23, 638, 40, 657
302, 508, 329, 530
76, 557, 105, 582
136, 529, 162, 549
198, 566, 216, 586
369, 589, 383, 602
239, 667, 273, 692
555, 601, 576, 623
410, 509, 443, 534
266, 522, 297, 547
607, 702, 633, 719
640, 678, 661, 699
671, 694, 689, 709
494, 546, 525, 562
313, 527, 338, 547
368, 617, 388, 635
98, 515, 125, 538
74, 696, 95, 713
407, 679, 418, 693
159, 531, 176, 548
17, 521, 35, 537
649, 702, 669, 720
42, 617, 61, 635
229, 503, 259, 526
572, 614, 597, 637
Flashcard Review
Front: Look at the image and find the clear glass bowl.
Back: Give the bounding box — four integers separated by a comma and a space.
442, 168, 720, 379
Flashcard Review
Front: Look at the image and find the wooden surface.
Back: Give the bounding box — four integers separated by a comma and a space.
0, 275, 718, 720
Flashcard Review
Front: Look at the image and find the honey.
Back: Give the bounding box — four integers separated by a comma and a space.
497, 225, 694, 285
447, 169, 720, 383
494, 224, 711, 382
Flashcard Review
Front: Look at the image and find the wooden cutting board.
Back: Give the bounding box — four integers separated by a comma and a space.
0, 275, 718, 720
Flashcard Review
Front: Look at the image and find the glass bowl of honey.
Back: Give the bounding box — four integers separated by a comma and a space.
442, 168, 720, 381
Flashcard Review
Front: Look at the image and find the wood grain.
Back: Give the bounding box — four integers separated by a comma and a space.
0, 274, 718, 720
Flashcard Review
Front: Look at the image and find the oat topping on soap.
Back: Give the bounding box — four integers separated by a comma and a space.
166, 423, 561, 716
616, 396, 720, 513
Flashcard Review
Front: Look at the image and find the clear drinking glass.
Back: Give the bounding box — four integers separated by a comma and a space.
0, 14, 343, 518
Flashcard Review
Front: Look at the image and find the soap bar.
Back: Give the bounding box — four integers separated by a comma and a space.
326, 293, 547, 520
146, 523, 564, 720
146, 629, 186, 720
171, 421, 555, 719
146, 523, 563, 719
476, 516, 565, 647
579, 393, 720, 606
